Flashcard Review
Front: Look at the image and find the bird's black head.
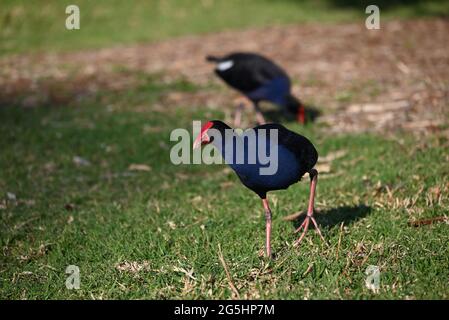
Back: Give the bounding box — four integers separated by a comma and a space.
193, 120, 231, 149
285, 95, 305, 124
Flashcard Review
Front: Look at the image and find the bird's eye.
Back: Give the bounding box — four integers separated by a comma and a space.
209, 136, 215, 143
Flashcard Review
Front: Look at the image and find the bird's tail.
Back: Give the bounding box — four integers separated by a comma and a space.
205, 55, 222, 63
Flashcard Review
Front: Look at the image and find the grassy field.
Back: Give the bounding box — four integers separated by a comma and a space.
1, 0, 449, 55
1, 73, 448, 299
1, 0, 449, 300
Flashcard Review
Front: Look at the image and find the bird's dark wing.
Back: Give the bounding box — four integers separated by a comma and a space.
211, 53, 289, 93
253, 123, 318, 175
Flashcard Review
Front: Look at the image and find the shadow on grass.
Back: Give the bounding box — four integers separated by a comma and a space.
292, 204, 372, 230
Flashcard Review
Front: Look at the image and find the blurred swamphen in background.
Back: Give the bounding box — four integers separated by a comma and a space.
193, 120, 324, 258
206, 52, 306, 126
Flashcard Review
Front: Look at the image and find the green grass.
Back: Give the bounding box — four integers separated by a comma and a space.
1, 74, 448, 299
2, 0, 449, 55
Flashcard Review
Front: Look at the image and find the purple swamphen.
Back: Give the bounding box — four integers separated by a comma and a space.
206, 52, 306, 126
193, 120, 324, 258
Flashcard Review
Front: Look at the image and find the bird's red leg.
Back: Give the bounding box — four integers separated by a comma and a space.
262, 198, 272, 258
294, 169, 325, 246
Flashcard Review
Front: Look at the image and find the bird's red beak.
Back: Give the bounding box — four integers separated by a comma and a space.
193, 121, 213, 149
297, 104, 305, 124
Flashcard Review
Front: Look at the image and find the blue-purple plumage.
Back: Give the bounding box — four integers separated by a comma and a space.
207, 121, 318, 198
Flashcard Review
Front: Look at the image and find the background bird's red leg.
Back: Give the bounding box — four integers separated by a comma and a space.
294, 169, 325, 246
262, 198, 272, 258
234, 103, 244, 127
233, 96, 252, 127
254, 103, 266, 125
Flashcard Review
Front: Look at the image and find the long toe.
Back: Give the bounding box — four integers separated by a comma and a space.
293, 217, 310, 246
294, 218, 308, 233
310, 216, 327, 243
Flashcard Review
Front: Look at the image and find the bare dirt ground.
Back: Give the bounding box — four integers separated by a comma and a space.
1, 19, 448, 135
